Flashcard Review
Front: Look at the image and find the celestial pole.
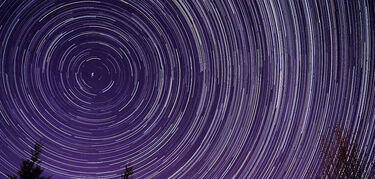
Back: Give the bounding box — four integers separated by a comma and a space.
0, 0, 374, 178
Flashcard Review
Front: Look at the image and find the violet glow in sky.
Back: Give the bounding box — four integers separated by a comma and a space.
0, 0, 374, 178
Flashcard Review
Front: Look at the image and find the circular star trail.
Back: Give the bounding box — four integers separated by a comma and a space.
0, 0, 374, 178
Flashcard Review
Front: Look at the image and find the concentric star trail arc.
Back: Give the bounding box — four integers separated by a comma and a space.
0, 0, 374, 178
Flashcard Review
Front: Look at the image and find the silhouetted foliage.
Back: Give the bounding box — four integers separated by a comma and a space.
8, 142, 50, 179
318, 124, 375, 178
122, 164, 134, 179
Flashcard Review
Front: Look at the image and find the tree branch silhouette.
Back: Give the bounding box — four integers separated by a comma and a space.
318, 124, 374, 178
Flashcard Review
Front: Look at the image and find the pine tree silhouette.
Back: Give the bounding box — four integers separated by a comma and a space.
8, 142, 50, 179
122, 164, 134, 179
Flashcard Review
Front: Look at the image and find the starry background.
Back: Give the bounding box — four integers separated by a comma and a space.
0, 0, 374, 178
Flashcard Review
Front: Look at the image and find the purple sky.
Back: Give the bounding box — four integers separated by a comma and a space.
0, 0, 374, 178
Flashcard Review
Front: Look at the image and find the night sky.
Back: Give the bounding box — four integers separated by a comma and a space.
0, 0, 374, 178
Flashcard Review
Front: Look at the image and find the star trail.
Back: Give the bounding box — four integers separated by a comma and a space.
0, 0, 374, 178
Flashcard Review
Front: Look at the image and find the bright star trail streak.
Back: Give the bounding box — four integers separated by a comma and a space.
0, 0, 374, 178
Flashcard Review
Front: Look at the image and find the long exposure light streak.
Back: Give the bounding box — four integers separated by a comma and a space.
0, 0, 374, 178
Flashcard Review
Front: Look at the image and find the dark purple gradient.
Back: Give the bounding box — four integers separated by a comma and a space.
0, 0, 374, 178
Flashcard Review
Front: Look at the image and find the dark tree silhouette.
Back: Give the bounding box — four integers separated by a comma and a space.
318, 124, 374, 178
8, 142, 50, 179
122, 164, 134, 179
